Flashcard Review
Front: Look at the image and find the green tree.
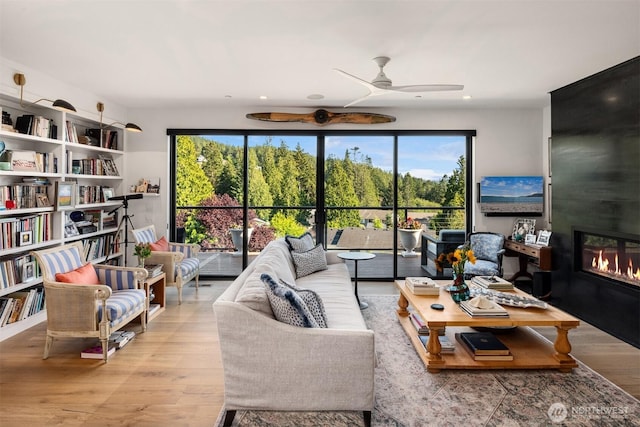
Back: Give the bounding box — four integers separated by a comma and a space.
247, 150, 273, 220
200, 141, 225, 189
325, 159, 361, 228
217, 153, 242, 201
176, 136, 213, 207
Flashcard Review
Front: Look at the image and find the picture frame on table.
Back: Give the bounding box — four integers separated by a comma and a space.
17, 230, 33, 246
537, 230, 552, 246
55, 181, 76, 210
525, 234, 537, 245
22, 261, 35, 282
512, 218, 536, 242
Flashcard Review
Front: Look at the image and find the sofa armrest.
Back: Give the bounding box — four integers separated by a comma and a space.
325, 251, 344, 265
213, 300, 375, 411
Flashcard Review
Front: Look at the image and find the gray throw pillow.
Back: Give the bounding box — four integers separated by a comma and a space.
261, 273, 320, 328
279, 279, 328, 328
291, 244, 328, 278
285, 232, 315, 253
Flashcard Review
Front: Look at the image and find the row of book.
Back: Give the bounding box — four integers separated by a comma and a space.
0, 149, 57, 173
0, 183, 50, 209
69, 157, 119, 177
14, 115, 57, 139
455, 332, 514, 361
0, 253, 40, 289
66, 124, 119, 151
0, 286, 45, 327
76, 185, 113, 205
0, 213, 52, 250
83, 235, 117, 261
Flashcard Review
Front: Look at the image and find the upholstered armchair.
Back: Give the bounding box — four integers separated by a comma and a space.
463, 232, 506, 277
131, 225, 200, 304
31, 241, 148, 362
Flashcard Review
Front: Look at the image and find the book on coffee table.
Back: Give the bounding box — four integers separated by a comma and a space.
456, 332, 510, 355
405, 277, 440, 295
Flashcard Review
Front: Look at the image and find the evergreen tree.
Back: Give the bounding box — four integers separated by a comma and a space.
176, 136, 213, 207
247, 150, 273, 220
200, 141, 225, 189
325, 160, 361, 228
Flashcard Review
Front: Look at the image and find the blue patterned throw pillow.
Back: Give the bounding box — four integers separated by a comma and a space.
261, 273, 320, 328
279, 279, 328, 328
291, 244, 328, 278
285, 232, 315, 253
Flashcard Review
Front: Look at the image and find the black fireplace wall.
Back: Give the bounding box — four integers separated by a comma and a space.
550, 57, 640, 348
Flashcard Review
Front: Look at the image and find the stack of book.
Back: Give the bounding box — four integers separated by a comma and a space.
419, 334, 455, 353
460, 296, 509, 318
144, 264, 163, 278
455, 332, 513, 361
109, 330, 135, 349
81, 344, 117, 359
470, 275, 514, 290
405, 277, 440, 295
408, 311, 445, 336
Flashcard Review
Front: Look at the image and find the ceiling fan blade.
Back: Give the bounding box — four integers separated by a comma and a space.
246, 109, 395, 126
334, 68, 377, 92
389, 84, 465, 92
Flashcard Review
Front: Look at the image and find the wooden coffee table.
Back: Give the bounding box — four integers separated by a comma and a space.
394, 280, 580, 373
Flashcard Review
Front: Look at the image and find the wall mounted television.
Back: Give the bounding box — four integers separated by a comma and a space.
479, 176, 544, 216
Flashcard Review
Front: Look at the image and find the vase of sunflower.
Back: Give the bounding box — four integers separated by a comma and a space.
436, 243, 476, 303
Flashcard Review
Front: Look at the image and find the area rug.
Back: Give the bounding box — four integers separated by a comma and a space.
215, 296, 639, 426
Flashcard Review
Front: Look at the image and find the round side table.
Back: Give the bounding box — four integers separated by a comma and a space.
337, 252, 376, 310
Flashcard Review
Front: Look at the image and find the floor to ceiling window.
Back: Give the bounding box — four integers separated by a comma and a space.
169, 130, 473, 279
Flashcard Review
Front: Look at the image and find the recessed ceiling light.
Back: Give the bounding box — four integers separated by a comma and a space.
307, 94, 324, 100
415, 95, 422, 98
224, 95, 232, 99
259, 95, 268, 100
462, 95, 472, 100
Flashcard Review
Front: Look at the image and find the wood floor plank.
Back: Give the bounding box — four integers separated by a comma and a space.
0, 280, 637, 427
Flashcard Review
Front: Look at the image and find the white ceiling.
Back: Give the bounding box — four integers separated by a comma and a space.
1, 0, 638, 111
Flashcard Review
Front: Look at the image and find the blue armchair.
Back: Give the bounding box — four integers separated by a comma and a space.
463, 232, 506, 277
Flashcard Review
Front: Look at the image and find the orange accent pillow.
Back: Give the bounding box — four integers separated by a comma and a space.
55, 263, 101, 285
149, 236, 169, 251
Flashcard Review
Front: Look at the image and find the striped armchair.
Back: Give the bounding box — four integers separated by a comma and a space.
31, 241, 148, 362
131, 225, 200, 304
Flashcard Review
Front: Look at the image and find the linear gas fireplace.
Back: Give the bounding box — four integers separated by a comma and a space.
574, 228, 640, 288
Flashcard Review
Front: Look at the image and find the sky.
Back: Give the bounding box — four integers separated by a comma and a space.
480, 176, 544, 197
203, 134, 466, 181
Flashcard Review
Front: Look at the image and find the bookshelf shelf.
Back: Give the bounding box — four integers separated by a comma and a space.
0, 92, 130, 341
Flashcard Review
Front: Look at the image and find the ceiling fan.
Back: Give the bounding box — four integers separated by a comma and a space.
335, 56, 464, 108
246, 109, 395, 126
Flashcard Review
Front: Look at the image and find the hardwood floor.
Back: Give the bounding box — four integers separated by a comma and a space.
0, 281, 638, 426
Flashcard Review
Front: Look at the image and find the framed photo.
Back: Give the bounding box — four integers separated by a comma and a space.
22, 261, 35, 282
525, 233, 537, 245
102, 187, 115, 202
512, 218, 536, 242
55, 182, 76, 210
18, 230, 33, 246
35, 193, 51, 207
64, 221, 79, 237
537, 230, 552, 246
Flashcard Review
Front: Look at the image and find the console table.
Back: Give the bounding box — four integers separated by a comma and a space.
503, 240, 552, 281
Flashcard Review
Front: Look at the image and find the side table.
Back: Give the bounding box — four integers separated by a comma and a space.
144, 272, 166, 323
337, 252, 376, 310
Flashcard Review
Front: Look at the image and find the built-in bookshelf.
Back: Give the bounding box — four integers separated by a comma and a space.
0, 93, 128, 341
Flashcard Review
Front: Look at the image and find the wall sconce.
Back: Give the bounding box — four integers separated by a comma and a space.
96, 102, 142, 132
13, 73, 77, 112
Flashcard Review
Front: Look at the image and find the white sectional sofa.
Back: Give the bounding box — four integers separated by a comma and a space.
213, 238, 375, 426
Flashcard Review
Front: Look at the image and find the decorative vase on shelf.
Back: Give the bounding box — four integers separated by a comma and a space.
398, 228, 422, 257
449, 272, 470, 303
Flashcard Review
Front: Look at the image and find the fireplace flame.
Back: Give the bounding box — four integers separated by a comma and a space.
591, 250, 639, 283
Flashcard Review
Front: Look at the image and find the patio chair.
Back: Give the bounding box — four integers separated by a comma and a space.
463, 232, 506, 277
131, 225, 200, 304
31, 241, 148, 362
